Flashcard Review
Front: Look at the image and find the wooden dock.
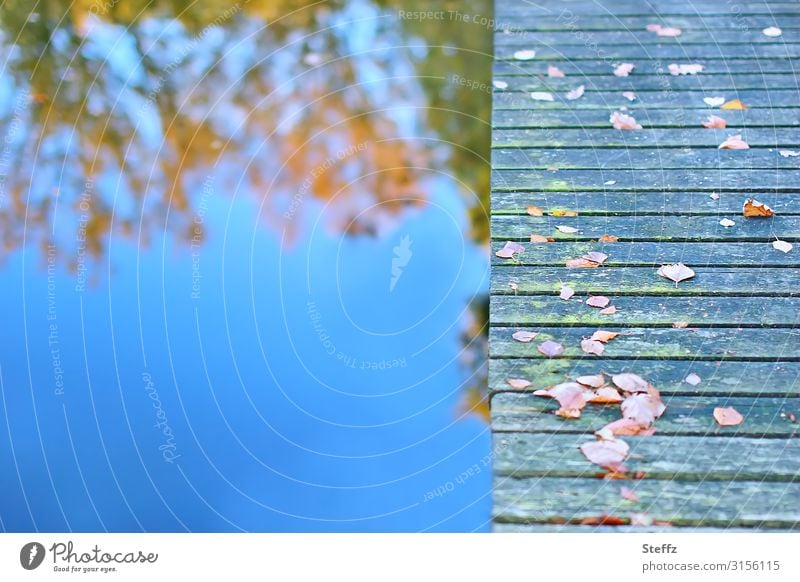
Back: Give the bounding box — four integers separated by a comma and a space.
489, 0, 800, 531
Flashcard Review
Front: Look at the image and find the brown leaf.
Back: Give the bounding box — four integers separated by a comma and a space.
610, 111, 642, 130
547, 65, 566, 77
719, 134, 750, 149
581, 338, 605, 356
590, 387, 623, 404
559, 286, 575, 300
598, 234, 619, 242
600, 417, 656, 436
612, 373, 651, 393
537, 340, 564, 358
527, 205, 544, 216
586, 296, 611, 308
622, 393, 666, 426
576, 374, 606, 388
721, 99, 748, 110
496, 241, 525, 258
512, 330, 539, 343
506, 378, 532, 389
580, 437, 630, 472
742, 198, 774, 217
591, 330, 620, 343
599, 305, 617, 315
620, 486, 640, 502
657, 263, 695, 283
613, 63, 635, 77
530, 234, 555, 243
702, 115, 727, 129
713, 406, 744, 426
580, 515, 627, 526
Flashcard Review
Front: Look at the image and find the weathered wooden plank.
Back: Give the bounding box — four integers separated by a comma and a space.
490, 15, 800, 33
497, 44, 800, 61
494, 128, 798, 148
491, 215, 800, 241
488, 358, 800, 396
491, 192, 800, 215
491, 295, 800, 326
490, 241, 800, 266
492, 148, 800, 169
494, 59, 800, 76
496, 74, 800, 93
493, 108, 800, 128
494, 90, 800, 109
492, 393, 799, 435
495, 30, 800, 46
493, 523, 772, 532
489, 326, 800, 360
495, 0, 800, 17
494, 477, 800, 527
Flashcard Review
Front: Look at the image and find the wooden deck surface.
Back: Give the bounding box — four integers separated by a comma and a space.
489, 0, 800, 531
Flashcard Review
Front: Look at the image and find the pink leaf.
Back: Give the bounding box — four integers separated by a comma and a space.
586, 296, 611, 308
576, 374, 606, 388
620, 486, 640, 502
610, 111, 642, 130
495, 241, 525, 258
565, 85, 585, 100
512, 330, 539, 343
702, 115, 727, 129
612, 373, 651, 393
581, 338, 605, 356
537, 340, 565, 358
547, 65, 565, 77
657, 27, 682, 37
506, 378, 532, 390
657, 263, 695, 284
613, 63, 635, 77
713, 407, 744, 426
719, 134, 750, 149
668, 63, 704, 76
580, 438, 630, 472
559, 286, 575, 300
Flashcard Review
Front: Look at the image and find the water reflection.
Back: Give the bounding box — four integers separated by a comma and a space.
0, 0, 492, 531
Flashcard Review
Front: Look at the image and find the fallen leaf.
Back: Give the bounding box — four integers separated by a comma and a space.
591, 330, 620, 343
590, 386, 623, 403
604, 180, 617, 186
721, 99, 747, 110
719, 218, 735, 227
719, 134, 749, 149
713, 406, 744, 426
599, 305, 617, 315
779, 150, 800, 157
495, 241, 525, 258
583, 251, 609, 265
548, 382, 593, 416
612, 373, 651, 393
550, 209, 578, 217
773, 239, 793, 253
506, 378, 532, 389
668, 63, 704, 75
547, 65, 565, 77
613, 63, 635, 77
630, 512, 652, 526
742, 198, 774, 217
581, 338, 605, 356
657, 263, 695, 284
527, 205, 544, 216
530, 234, 555, 243
566, 85, 585, 100
559, 286, 575, 300
622, 393, 666, 426
556, 225, 579, 234
704, 97, 726, 107
702, 115, 727, 129
509, 282, 518, 291
710, 192, 720, 200
645, 24, 662, 32
622, 91, 637, 101
580, 515, 627, 526
566, 257, 601, 268
586, 296, 611, 308
600, 417, 656, 436
673, 321, 689, 328
684, 372, 702, 386
598, 234, 619, 242
492, 80, 508, 90
576, 374, 606, 388
610, 111, 642, 130
547, 167, 560, 171
657, 27, 682, 37
538, 340, 564, 357
530, 91, 555, 101
620, 486, 640, 502
580, 437, 630, 472
513, 49, 536, 60
555, 408, 582, 419
763, 26, 782, 37
512, 330, 539, 343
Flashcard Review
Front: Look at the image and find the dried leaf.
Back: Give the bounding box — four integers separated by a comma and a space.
622, 91, 637, 101
556, 225, 579, 234
580, 438, 630, 472
622, 393, 666, 426
610, 111, 642, 130
566, 85, 585, 100
613, 63, 635, 77
506, 378, 531, 389
576, 374, 606, 388
620, 486, 640, 502
612, 373, 651, 393
657, 263, 695, 283
591, 330, 620, 343
599, 305, 617, 315
509, 282, 518, 292
590, 386, 623, 404
530, 234, 554, 243
703, 97, 726, 107
630, 512, 652, 526
566, 257, 601, 268
719, 218, 735, 227
645, 24, 662, 32
604, 180, 617, 186
710, 192, 720, 200
779, 150, 800, 157
763, 26, 782, 37
742, 198, 774, 217
581, 338, 605, 356
773, 239, 793, 253
673, 321, 689, 328
713, 406, 744, 426
600, 417, 656, 437
598, 234, 619, 243
527, 205, 544, 216
559, 286, 575, 300
513, 49, 536, 60
583, 251, 609, 265
586, 296, 611, 308
719, 134, 750, 149
538, 340, 564, 358
547, 65, 565, 77
580, 515, 627, 526
550, 209, 578, 217
657, 26, 682, 37
495, 241, 525, 258
721, 99, 747, 110
548, 382, 592, 413
492, 80, 508, 90
668, 63, 704, 76
684, 372, 702, 386
702, 115, 727, 129
530, 91, 555, 101
512, 330, 539, 343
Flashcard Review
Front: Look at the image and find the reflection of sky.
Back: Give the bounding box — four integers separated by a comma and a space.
0, 2, 490, 532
